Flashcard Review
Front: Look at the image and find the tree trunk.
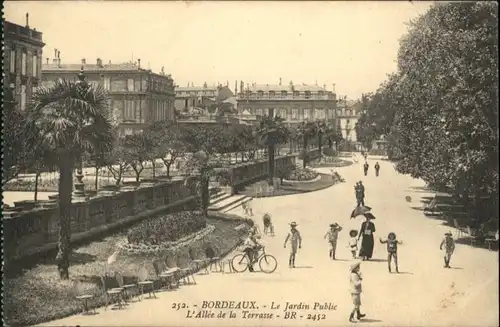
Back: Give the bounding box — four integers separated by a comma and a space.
151, 160, 156, 178
318, 133, 323, 161
201, 173, 210, 217
55, 152, 74, 280
34, 169, 40, 201
267, 144, 275, 186
95, 166, 99, 190
166, 163, 171, 178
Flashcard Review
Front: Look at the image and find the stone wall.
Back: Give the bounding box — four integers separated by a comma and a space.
3, 178, 195, 262
217, 155, 297, 194
3, 155, 298, 263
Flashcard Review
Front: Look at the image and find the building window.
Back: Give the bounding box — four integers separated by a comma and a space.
257, 90, 264, 97
10, 49, 16, 73
124, 128, 133, 136
305, 91, 311, 99
346, 109, 352, 116
269, 91, 275, 97
104, 77, 111, 90
21, 51, 27, 76
32, 54, 38, 77
281, 91, 287, 98
329, 109, 335, 119
20, 85, 27, 111
291, 108, 298, 120
293, 91, 300, 97
280, 108, 287, 119
125, 100, 135, 120
256, 108, 263, 116
127, 78, 134, 91
318, 91, 324, 97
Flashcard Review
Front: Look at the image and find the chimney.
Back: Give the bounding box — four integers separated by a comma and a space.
26, 13, 29, 28
203, 82, 207, 88
96, 58, 102, 67
332, 84, 336, 93
137, 58, 141, 68
57, 51, 61, 66
279, 77, 282, 85
46, 58, 49, 65
161, 66, 165, 75
81, 58, 86, 65
54, 48, 58, 59
235, 80, 238, 94
109, 60, 111, 65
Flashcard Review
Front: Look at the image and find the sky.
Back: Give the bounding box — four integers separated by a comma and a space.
4, 1, 432, 99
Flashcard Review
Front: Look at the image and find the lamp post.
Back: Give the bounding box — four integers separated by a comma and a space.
72, 67, 89, 202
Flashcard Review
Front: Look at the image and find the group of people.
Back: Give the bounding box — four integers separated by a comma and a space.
363, 161, 381, 176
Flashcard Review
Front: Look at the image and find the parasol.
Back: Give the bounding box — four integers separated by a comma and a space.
350, 205, 372, 218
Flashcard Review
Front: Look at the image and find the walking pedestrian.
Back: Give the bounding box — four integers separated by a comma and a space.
262, 213, 274, 236
379, 232, 403, 273
349, 261, 366, 322
363, 162, 369, 176
284, 221, 302, 268
358, 214, 376, 260
374, 162, 380, 177
440, 232, 456, 268
349, 230, 359, 259
324, 223, 343, 260
358, 181, 365, 206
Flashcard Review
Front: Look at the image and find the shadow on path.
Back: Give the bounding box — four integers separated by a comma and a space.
358, 318, 382, 323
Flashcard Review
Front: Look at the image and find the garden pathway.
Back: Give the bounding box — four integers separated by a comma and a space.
41, 157, 499, 327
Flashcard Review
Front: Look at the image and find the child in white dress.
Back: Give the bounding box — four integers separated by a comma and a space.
349, 230, 359, 259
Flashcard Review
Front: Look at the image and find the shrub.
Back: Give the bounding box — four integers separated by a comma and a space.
127, 210, 206, 245
322, 147, 337, 157
286, 167, 319, 181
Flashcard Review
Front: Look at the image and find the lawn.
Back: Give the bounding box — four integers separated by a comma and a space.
4, 216, 246, 327
240, 173, 343, 198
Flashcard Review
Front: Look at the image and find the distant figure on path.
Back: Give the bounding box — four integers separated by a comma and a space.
355, 182, 365, 207
374, 162, 380, 177
262, 213, 274, 236
363, 162, 369, 176
380, 232, 403, 273
349, 261, 366, 322
284, 221, 302, 268
349, 230, 359, 259
324, 223, 343, 260
440, 232, 456, 268
358, 214, 376, 260
364, 153, 368, 161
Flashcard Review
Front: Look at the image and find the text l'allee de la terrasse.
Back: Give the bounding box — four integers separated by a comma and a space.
172, 300, 338, 321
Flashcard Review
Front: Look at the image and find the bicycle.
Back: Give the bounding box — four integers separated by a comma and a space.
231, 246, 278, 274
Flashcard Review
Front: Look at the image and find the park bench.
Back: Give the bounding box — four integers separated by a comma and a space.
485, 230, 499, 250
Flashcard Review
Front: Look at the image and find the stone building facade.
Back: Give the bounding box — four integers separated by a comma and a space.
3, 16, 45, 111
42, 58, 175, 135
175, 83, 234, 111
236, 81, 337, 126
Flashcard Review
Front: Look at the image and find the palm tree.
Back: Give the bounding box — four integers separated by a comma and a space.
256, 113, 289, 186
26, 70, 114, 279
297, 121, 317, 168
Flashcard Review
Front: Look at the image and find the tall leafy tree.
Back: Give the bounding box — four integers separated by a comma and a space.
26, 72, 114, 279
148, 121, 188, 178
123, 133, 149, 182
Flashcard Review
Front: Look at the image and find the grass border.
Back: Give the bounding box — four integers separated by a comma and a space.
5, 212, 249, 327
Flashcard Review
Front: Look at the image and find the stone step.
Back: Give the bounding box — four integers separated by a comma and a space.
208, 194, 249, 212
222, 196, 253, 213
209, 192, 233, 205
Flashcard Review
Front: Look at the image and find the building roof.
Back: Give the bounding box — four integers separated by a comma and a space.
42, 62, 172, 79
246, 83, 330, 93
176, 86, 218, 92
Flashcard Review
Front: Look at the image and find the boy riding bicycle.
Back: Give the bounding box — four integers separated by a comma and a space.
243, 221, 263, 272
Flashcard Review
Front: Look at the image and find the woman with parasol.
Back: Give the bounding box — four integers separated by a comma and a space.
358, 213, 376, 260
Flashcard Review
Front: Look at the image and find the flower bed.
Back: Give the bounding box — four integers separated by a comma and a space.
127, 210, 206, 245
285, 167, 319, 181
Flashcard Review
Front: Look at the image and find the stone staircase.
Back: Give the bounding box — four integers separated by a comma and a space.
208, 189, 253, 213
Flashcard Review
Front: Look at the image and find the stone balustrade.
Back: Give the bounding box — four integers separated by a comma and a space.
2, 152, 311, 264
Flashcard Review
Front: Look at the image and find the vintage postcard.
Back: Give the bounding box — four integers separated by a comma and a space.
2, 1, 498, 327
